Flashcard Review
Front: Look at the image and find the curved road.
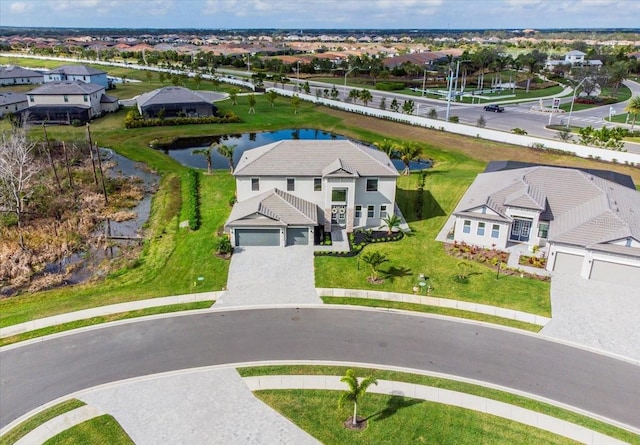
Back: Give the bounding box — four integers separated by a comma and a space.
2, 308, 639, 430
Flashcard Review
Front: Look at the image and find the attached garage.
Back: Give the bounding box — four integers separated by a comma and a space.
589, 260, 640, 287
287, 227, 309, 246
234, 228, 280, 247
553, 252, 584, 275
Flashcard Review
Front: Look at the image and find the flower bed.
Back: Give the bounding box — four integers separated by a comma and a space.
314, 229, 404, 257
519, 254, 547, 269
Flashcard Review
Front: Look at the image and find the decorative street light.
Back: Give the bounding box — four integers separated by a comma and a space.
566, 77, 587, 129
344, 66, 358, 99
445, 60, 470, 121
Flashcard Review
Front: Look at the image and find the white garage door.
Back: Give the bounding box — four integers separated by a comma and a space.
590, 260, 640, 287
234, 229, 280, 247
553, 252, 584, 275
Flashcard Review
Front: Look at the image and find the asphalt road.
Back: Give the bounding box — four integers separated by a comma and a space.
2, 308, 639, 430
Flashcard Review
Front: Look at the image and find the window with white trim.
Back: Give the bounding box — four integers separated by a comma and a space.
367, 205, 375, 218
366, 178, 378, 191
537, 222, 549, 238
462, 220, 471, 234
477, 222, 485, 236
380, 205, 388, 218
491, 224, 500, 239
287, 178, 295, 192
314, 178, 322, 191
355, 206, 362, 218
251, 178, 259, 191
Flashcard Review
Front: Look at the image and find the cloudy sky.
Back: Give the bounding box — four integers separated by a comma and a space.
1, 0, 638, 29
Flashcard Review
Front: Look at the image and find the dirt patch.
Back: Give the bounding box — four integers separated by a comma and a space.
322, 107, 640, 184
343, 416, 368, 431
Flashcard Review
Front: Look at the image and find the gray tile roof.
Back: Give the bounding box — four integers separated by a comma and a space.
136, 87, 212, 108
226, 188, 319, 227
27, 81, 104, 95
48, 65, 106, 76
234, 140, 399, 177
0, 92, 27, 106
454, 166, 640, 256
0, 65, 44, 79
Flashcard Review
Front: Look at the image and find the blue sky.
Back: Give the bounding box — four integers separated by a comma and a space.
1, 0, 638, 30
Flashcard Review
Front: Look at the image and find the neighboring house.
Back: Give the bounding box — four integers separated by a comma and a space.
225, 140, 399, 247
24, 80, 118, 124
564, 50, 586, 64
0, 92, 28, 117
448, 162, 640, 286
0, 65, 44, 86
136, 87, 219, 118
44, 65, 109, 89
545, 50, 602, 70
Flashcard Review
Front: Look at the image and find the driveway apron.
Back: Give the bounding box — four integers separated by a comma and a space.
542, 273, 640, 361
215, 246, 321, 307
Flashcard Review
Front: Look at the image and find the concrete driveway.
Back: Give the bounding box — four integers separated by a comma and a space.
542, 273, 640, 361
215, 246, 321, 307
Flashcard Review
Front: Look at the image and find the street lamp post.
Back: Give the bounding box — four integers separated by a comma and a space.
344, 66, 357, 99
422, 67, 427, 97
445, 60, 469, 121
566, 77, 587, 129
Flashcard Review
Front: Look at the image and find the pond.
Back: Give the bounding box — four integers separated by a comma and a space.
163, 129, 432, 172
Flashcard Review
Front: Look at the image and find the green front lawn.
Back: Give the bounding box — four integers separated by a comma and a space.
256, 390, 577, 445
43, 415, 133, 445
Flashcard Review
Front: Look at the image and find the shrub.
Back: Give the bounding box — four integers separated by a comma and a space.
184, 170, 200, 230
375, 81, 405, 91
215, 235, 233, 255
124, 111, 241, 129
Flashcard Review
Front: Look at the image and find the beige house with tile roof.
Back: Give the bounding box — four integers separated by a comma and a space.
449, 164, 640, 286
226, 140, 399, 247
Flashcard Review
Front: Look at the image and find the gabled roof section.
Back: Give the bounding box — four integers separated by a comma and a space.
137, 86, 212, 108
233, 140, 399, 177
0, 92, 27, 106
226, 188, 319, 227
503, 181, 546, 210
322, 158, 359, 177
27, 81, 104, 95
0, 65, 44, 79
48, 65, 106, 76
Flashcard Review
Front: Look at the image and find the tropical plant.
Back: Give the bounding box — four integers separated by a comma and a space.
215, 143, 236, 172
624, 95, 640, 129
266, 90, 278, 107
381, 214, 402, 234
373, 139, 398, 159
347, 88, 360, 103
291, 94, 301, 114
361, 251, 389, 282
359, 89, 373, 106
556, 128, 573, 142
390, 98, 400, 112
229, 88, 238, 105
338, 369, 378, 426
402, 99, 415, 114
215, 235, 233, 255
192, 146, 213, 174
247, 94, 256, 114
428, 108, 438, 119
398, 143, 422, 175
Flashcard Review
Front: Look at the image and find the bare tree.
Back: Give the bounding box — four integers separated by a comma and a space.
0, 128, 41, 237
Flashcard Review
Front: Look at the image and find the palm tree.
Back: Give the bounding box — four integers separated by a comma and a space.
338, 369, 378, 426
192, 146, 213, 174
625, 95, 640, 129
359, 89, 372, 106
348, 88, 360, 103
291, 95, 300, 114
215, 143, 236, 172
361, 251, 389, 282
398, 143, 422, 175
381, 214, 401, 234
247, 94, 256, 114
373, 139, 398, 159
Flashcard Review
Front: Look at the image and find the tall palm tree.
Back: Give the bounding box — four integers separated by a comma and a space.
398, 143, 422, 175
338, 369, 378, 426
624, 95, 640, 129
215, 143, 236, 172
359, 89, 372, 106
192, 146, 213, 174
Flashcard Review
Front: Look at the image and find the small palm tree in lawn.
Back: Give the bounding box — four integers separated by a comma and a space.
338, 369, 378, 427
373, 139, 399, 159
361, 251, 389, 283
398, 142, 422, 175
247, 94, 256, 114
624, 95, 640, 130
215, 143, 236, 172
266, 90, 278, 107
381, 214, 402, 235
192, 146, 213, 174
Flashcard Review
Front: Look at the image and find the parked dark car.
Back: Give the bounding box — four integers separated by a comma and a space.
484, 104, 505, 112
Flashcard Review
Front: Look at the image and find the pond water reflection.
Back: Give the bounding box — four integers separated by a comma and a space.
163, 129, 432, 172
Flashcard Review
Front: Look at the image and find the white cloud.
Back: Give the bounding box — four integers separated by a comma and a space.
9, 1, 33, 13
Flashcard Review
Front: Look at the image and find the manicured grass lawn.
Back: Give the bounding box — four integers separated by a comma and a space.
316, 170, 551, 316
43, 415, 133, 445
239, 365, 640, 444
256, 390, 577, 445
322, 297, 542, 331
0, 301, 213, 347
0, 399, 85, 445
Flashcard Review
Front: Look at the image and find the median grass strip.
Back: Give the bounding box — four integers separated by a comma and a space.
42, 415, 133, 445
0, 399, 86, 445
0, 301, 213, 347
321, 297, 542, 332
238, 365, 640, 444
255, 390, 578, 445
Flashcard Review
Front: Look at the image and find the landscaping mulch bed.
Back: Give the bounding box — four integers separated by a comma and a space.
314, 230, 404, 258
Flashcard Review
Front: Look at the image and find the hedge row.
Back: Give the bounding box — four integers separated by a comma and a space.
375, 81, 405, 91
125, 112, 240, 129
184, 170, 200, 230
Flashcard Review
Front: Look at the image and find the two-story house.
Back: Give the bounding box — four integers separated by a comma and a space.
225, 140, 399, 247
447, 162, 640, 286
24, 80, 119, 124
0, 65, 44, 86
44, 65, 109, 89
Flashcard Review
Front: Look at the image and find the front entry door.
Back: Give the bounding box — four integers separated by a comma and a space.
331, 205, 346, 226
510, 218, 532, 242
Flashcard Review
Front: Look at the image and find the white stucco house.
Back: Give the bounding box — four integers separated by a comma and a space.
225, 140, 399, 247
447, 162, 640, 286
